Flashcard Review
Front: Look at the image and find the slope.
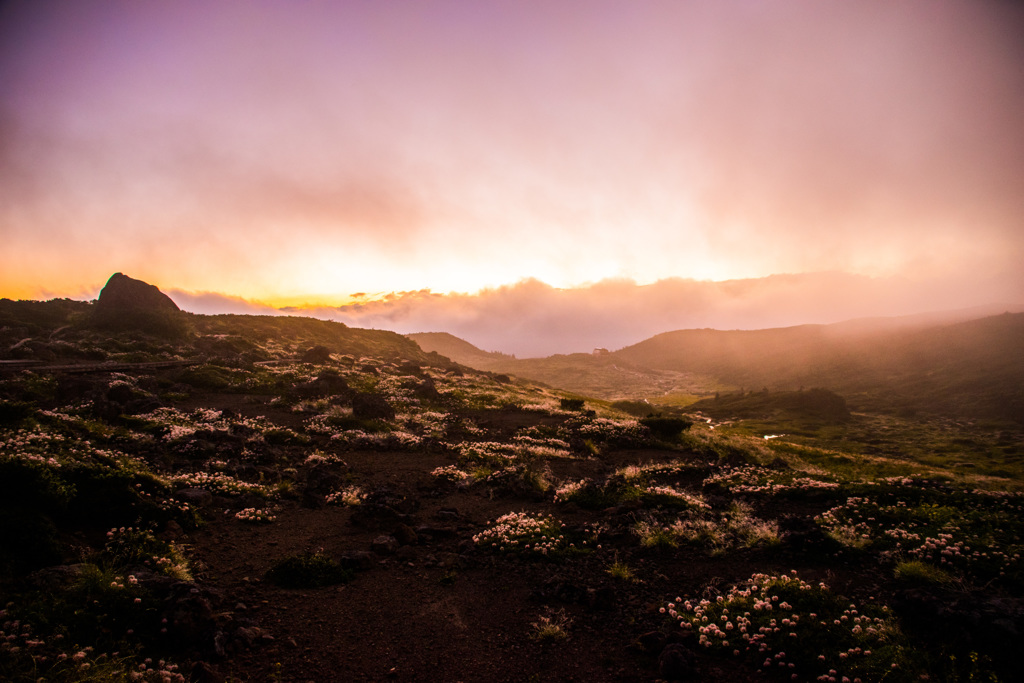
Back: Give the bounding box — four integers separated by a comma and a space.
615, 313, 1024, 422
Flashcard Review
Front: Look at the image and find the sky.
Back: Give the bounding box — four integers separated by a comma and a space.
2, 0, 1023, 355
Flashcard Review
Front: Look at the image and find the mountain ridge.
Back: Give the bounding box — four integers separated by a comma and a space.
410, 312, 1024, 423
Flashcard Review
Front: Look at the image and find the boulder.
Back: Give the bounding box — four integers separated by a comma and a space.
352, 392, 395, 421
658, 643, 698, 680
392, 523, 419, 546
91, 272, 187, 335
371, 535, 399, 555
301, 345, 332, 363
337, 550, 376, 571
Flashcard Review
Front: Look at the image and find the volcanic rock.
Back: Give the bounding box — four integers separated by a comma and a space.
91, 272, 187, 335
352, 392, 395, 420
301, 345, 332, 363
371, 535, 399, 555
658, 643, 698, 680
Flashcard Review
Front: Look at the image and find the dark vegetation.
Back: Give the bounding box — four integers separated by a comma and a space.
265, 552, 353, 589
1, 277, 1022, 682
688, 388, 851, 424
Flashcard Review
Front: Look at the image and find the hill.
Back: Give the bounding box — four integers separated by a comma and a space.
407, 331, 511, 369
409, 332, 719, 400
0, 298, 448, 368
614, 313, 1024, 422
412, 313, 1024, 424
2, 287, 1024, 682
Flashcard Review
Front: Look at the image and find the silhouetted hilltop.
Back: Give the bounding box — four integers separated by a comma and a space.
0, 278, 451, 367
407, 332, 509, 368
408, 332, 704, 398
90, 272, 189, 336
194, 314, 445, 365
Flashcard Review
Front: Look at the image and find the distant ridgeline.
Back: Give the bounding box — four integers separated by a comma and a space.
0, 273, 450, 367
411, 315, 1024, 425
1, 274, 1022, 424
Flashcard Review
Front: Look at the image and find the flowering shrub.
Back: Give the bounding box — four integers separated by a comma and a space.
0, 427, 143, 470
166, 471, 271, 497
0, 614, 186, 682
473, 512, 582, 557
481, 464, 550, 495
325, 486, 365, 506
641, 484, 711, 510
135, 407, 279, 443
704, 465, 840, 496
303, 450, 345, 466
431, 465, 471, 483
456, 441, 520, 466
664, 572, 921, 681
329, 429, 423, 451
553, 479, 588, 503
553, 474, 708, 511
652, 502, 780, 555
511, 434, 574, 458
815, 487, 1024, 586
563, 416, 647, 446
234, 507, 276, 523
617, 461, 710, 481
102, 527, 191, 580
303, 411, 355, 435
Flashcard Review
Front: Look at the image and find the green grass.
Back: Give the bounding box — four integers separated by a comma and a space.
894, 560, 955, 585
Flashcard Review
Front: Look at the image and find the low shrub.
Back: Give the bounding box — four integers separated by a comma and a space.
640, 416, 693, 440
559, 398, 585, 411
664, 572, 923, 681
473, 511, 586, 557
265, 551, 352, 588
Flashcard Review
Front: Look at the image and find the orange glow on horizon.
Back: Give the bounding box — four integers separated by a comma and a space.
0, 1, 1020, 324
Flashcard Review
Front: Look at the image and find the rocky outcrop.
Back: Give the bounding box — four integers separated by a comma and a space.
91, 272, 188, 336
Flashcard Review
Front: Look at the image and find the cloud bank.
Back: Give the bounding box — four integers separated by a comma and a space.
1, 0, 1023, 305
176, 273, 1020, 358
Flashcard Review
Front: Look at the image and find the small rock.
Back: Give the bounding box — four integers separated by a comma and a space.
233, 626, 263, 648
190, 661, 225, 683
159, 519, 184, 541
301, 345, 332, 363
393, 523, 419, 546
352, 392, 395, 420
30, 563, 89, 589
372, 535, 399, 555
659, 643, 698, 681
636, 631, 666, 654
435, 508, 460, 522
175, 488, 214, 506
338, 551, 376, 571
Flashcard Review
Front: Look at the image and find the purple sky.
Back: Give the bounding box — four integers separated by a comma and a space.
2, 1, 1022, 353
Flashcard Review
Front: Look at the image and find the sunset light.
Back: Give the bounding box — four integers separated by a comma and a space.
3, 4, 1024, 679
1, 0, 1022, 354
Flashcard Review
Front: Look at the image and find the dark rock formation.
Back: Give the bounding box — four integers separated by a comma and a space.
301, 345, 332, 363
371, 535, 399, 555
352, 391, 395, 420
658, 643, 698, 680
91, 272, 188, 336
